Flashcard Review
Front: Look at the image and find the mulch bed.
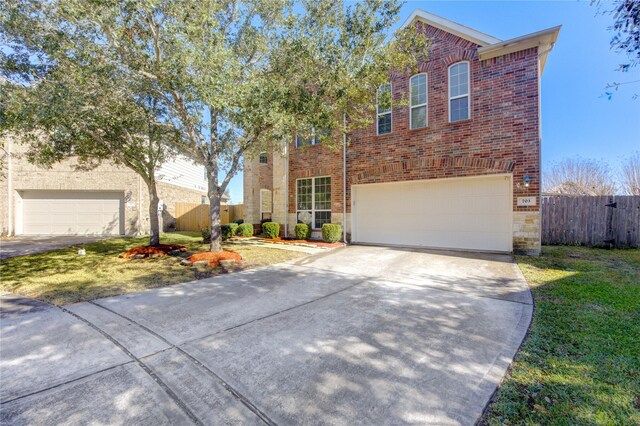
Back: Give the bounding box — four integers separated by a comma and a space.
121, 244, 187, 259
263, 238, 345, 249
187, 250, 243, 267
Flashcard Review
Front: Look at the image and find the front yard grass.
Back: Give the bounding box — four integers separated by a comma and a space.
482, 246, 640, 425
0, 232, 306, 305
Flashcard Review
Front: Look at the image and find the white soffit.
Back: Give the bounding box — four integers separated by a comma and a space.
400, 9, 502, 46
477, 26, 562, 73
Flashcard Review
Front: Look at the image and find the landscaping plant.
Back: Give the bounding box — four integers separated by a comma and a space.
220, 223, 238, 241
262, 222, 280, 239
295, 223, 311, 240
321, 224, 342, 243
237, 223, 254, 237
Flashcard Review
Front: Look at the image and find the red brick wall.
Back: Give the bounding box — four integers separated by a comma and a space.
286, 21, 540, 215
287, 144, 345, 214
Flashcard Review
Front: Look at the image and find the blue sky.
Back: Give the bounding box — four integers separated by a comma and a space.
225, 0, 640, 203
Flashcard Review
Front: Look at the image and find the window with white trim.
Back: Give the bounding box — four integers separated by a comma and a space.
410, 73, 428, 129
448, 62, 470, 122
259, 152, 268, 164
260, 188, 272, 220
296, 177, 331, 229
295, 128, 327, 148
376, 83, 392, 135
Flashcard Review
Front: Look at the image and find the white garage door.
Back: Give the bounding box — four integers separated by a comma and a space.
352, 175, 512, 252
22, 191, 123, 235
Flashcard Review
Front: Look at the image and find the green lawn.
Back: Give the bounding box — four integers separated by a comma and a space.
0, 232, 306, 305
482, 246, 640, 425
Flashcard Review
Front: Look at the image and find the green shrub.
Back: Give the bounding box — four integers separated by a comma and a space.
262, 222, 280, 239
294, 223, 311, 240
237, 223, 254, 237
322, 223, 342, 243
232, 218, 244, 225
221, 223, 239, 240
201, 227, 211, 243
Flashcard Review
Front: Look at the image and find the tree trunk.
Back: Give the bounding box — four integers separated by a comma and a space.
146, 178, 161, 246
206, 169, 223, 252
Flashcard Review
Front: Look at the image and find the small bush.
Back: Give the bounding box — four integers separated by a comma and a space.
322, 223, 342, 243
262, 222, 280, 239
201, 227, 211, 243
221, 223, 239, 240
237, 223, 254, 237
294, 223, 311, 240
232, 218, 244, 225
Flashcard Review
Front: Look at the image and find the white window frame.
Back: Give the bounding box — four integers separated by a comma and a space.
376, 83, 392, 135
296, 176, 331, 230
259, 152, 268, 164
295, 129, 322, 148
260, 188, 272, 220
448, 61, 471, 123
409, 73, 428, 129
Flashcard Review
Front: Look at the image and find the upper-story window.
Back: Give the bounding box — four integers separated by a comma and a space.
448, 61, 470, 122
259, 152, 268, 164
295, 128, 330, 148
410, 74, 428, 129
376, 83, 392, 135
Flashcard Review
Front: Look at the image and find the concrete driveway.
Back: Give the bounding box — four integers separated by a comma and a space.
0, 246, 532, 425
0, 235, 109, 259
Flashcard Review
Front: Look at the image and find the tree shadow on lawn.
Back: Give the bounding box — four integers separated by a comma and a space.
480, 246, 640, 425
0, 235, 214, 304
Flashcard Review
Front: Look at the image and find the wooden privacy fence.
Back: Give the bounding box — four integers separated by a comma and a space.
541, 195, 640, 248
175, 203, 244, 232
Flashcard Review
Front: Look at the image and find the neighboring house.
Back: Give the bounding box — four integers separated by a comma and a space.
244, 9, 560, 255
543, 182, 603, 196
1, 137, 209, 236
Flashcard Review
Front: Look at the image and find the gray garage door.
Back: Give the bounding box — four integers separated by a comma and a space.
22, 191, 124, 235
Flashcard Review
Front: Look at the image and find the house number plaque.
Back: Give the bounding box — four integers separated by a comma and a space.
517, 196, 536, 206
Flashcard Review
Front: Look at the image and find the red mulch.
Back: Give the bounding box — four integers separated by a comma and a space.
263, 238, 345, 248
121, 244, 187, 259
187, 250, 243, 267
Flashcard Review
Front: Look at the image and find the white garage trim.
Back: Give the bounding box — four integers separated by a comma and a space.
20, 190, 124, 236
351, 174, 513, 253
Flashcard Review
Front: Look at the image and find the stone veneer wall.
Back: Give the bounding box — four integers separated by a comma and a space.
242, 151, 273, 225
513, 212, 541, 255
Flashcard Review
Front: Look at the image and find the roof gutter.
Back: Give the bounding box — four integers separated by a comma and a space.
478, 25, 562, 74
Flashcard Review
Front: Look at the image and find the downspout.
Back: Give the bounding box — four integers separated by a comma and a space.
343, 113, 347, 243
138, 174, 142, 235
7, 137, 13, 236
283, 139, 289, 237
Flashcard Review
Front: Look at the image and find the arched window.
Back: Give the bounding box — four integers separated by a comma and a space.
410, 73, 428, 129
448, 61, 470, 122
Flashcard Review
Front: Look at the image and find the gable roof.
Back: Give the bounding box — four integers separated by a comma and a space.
400, 9, 501, 46
400, 9, 561, 74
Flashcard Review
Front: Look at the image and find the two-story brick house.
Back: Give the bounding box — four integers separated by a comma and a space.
244, 9, 560, 255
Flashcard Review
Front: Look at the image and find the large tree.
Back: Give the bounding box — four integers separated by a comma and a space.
3, 0, 428, 251
620, 151, 640, 195
0, 2, 180, 245
544, 157, 617, 195
594, 0, 640, 97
